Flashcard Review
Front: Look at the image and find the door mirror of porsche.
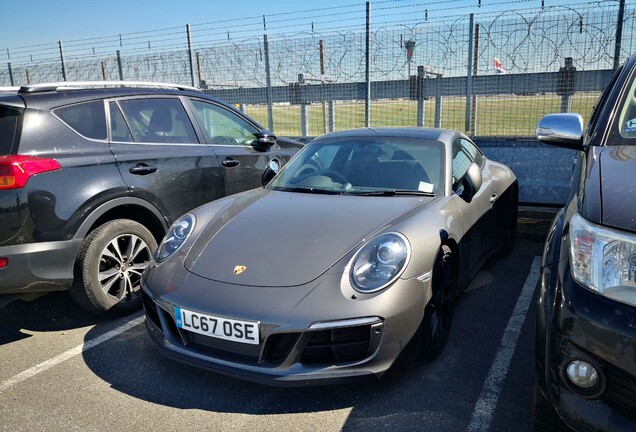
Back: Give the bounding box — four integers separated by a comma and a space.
262, 159, 280, 186
460, 162, 482, 203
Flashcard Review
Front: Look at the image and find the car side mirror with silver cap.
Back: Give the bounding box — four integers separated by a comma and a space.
262, 159, 280, 186
536, 113, 584, 150
460, 162, 482, 203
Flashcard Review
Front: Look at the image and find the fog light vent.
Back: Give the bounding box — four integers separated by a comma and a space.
566, 360, 599, 389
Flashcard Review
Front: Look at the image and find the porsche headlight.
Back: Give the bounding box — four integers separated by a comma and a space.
351, 233, 410, 293
155, 214, 196, 263
570, 212, 636, 306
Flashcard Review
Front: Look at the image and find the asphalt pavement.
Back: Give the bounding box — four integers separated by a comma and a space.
0, 216, 562, 432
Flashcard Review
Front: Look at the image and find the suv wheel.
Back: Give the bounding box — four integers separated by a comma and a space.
70, 219, 157, 315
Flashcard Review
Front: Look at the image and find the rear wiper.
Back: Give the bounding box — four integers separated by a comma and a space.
347, 190, 435, 197
274, 187, 342, 195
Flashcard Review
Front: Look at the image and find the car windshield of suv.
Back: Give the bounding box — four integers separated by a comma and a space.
268, 136, 444, 196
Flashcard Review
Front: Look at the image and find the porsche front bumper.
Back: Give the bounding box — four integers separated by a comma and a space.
140, 261, 431, 386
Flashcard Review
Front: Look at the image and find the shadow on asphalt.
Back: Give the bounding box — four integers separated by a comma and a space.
0, 291, 108, 345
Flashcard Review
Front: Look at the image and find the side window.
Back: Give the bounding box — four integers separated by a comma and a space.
109, 102, 133, 142
117, 98, 198, 144
452, 139, 481, 191
191, 99, 258, 146
54, 101, 107, 140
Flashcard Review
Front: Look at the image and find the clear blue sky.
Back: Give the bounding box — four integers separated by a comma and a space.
0, 0, 578, 50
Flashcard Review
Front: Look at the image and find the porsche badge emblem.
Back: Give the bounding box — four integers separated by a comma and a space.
233, 265, 247, 275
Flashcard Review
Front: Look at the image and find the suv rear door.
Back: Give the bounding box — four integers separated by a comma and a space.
109, 96, 224, 223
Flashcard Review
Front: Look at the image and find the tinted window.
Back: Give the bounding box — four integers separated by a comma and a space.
452, 139, 482, 191
109, 103, 133, 142
191, 99, 258, 146
0, 105, 21, 155
118, 98, 198, 144
54, 101, 107, 140
614, 65, 636, 142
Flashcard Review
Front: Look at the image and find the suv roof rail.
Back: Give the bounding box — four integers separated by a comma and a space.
0, 86, 20, 93
18, 81, 202, 94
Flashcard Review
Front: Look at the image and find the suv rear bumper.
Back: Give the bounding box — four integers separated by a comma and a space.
0, 239, 82, 295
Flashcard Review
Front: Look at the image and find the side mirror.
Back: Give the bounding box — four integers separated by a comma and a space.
256, 129, 277, 149
262, 159, 280, 186
460, 163, 482, 203
536, 113, 584, 150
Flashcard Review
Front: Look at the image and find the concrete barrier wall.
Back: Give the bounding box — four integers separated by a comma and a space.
476, 139, 577, 206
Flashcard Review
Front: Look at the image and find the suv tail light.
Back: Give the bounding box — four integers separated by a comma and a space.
0, 156, 61, 190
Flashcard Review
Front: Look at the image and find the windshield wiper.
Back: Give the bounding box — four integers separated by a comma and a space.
272, 186, 342, 195
346, 190, 435, 197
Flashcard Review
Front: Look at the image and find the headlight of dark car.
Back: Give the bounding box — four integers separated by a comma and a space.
155, 213, 196, 262
570, 212, 636, 306
351, 232, 411, 293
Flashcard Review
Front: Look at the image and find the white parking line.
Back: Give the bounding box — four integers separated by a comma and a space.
0, 316, 145, 393
467, 256, 541, 432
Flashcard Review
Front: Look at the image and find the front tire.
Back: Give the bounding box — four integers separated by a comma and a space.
420, 245, 456, 358
70, 219, 157, 316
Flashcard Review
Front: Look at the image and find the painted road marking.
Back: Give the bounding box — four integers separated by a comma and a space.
467, 256, 541, 432
0, 316, 144, 393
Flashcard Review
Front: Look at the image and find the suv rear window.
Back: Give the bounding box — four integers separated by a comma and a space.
0, 105, 22, 155
54, 101, 107, 140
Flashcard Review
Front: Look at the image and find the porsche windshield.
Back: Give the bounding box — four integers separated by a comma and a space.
268, 136, 445, 195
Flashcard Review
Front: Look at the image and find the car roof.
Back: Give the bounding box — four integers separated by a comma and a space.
14, 87, 210, 109
312, 127, 461, 144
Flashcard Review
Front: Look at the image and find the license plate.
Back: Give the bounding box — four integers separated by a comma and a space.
175, 307, 260, 345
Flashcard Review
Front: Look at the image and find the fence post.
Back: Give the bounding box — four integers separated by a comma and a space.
186, 24, 196, 87
465, 14, 474, 134
59, 41, 67, 81
329, 100, 336, 132
301, 104, 309, 137
263, 34, 274, 131
7, 63, 14, 86
416, 66, 425, 127
614, 0, 626, 70
365, 0, 371, 127
320, 39, 327, 134
101, 61, 107, 80
116, 50, 124, 80
558, 57, 576, 113
26, 67, 31, 85
471, 22, 480, 137
196, 51, 203, 86
435, 94, 443, 128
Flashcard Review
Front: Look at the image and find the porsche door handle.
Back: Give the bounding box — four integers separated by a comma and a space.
221, 158, 240, 168
129, 164, 158, 175
489, 193, 498, 203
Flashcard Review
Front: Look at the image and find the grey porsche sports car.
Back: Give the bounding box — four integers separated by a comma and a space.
141, 127, 518, 385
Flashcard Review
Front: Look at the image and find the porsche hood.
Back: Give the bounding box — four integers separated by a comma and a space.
184, 189, 432, 287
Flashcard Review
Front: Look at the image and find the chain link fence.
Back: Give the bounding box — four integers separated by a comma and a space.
2, 0, 635, 138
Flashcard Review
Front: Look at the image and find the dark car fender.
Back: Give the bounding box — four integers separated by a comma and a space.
535, 206, 567, 395
72, 196, 169, 241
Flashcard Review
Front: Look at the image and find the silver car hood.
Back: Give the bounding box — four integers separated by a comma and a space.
184, 189, 431, 287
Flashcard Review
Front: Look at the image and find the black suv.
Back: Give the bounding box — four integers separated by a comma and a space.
535, 56, 636, 431
0, 81, 302, 315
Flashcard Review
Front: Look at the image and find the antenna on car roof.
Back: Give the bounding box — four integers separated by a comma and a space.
18, 81, 202, 94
